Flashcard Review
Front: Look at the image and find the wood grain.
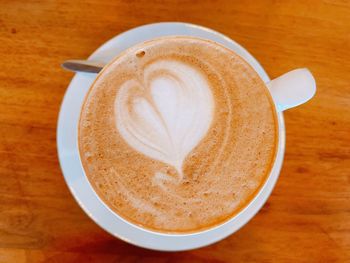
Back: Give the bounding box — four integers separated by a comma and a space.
0, 0, 349, 262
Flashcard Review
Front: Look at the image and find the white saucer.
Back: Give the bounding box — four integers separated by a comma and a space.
57, 22, 285, 251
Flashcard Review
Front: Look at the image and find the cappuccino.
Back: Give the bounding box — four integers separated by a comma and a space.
79, 37, 278, 233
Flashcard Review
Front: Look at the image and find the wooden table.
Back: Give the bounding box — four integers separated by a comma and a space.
1, 1, 349, 262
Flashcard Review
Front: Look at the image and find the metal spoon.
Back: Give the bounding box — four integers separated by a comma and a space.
61, 60, 105, 73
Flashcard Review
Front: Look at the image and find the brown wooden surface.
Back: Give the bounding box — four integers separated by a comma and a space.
0, 0, 349, 262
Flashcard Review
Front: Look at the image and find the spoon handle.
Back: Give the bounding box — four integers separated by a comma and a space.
61, 60, 105, 73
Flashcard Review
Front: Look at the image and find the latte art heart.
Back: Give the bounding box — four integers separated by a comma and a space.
115, 60, 215, 179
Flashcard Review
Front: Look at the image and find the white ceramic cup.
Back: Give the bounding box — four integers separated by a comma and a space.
57, 22, 316, 251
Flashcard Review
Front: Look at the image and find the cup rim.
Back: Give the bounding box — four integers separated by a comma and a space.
57, 22, 285, 251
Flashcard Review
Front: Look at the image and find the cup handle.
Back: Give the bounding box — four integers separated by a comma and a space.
266, 68, 316, 112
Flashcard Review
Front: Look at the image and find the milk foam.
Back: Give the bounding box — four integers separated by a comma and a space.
79, 37, 278, 233
115, 59, 214, 179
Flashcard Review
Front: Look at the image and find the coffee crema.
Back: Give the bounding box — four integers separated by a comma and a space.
79, 37, 278, 233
